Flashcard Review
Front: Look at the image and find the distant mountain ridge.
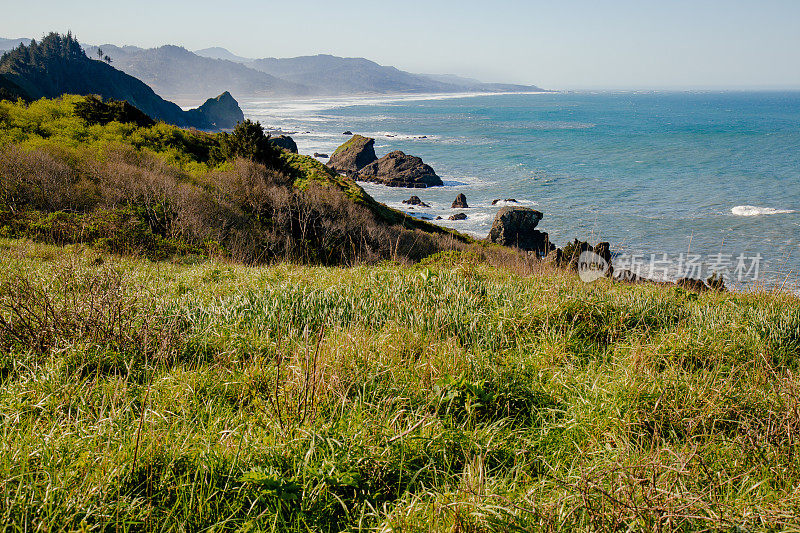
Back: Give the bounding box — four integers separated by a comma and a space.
84, 43, 309, 103
247, 54, 544, 95
2, 36, 545, 102
0, 33, 243, 130
0, 38, 32, 53
195, 47, 252, 63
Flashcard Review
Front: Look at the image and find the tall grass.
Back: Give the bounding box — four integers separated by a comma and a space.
0, 239, 798, 531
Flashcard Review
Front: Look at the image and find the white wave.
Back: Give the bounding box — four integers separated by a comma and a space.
366, 132, 438, 141
731, 205, 796, 216
486, 199, 538, 207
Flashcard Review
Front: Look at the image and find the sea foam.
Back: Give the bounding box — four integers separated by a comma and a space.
731, 205, 796, 216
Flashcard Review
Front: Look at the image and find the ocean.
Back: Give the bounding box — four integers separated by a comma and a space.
241, 91, 800, 290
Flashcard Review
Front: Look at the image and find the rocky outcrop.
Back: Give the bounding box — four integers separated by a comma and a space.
313, 152, 329, 158
358, 151, 443, 188
403, 195, 430, 207
328, 135, 377, 175
487, 207, 552, 256
449, 213, 467, 221
269, 135, 298, 153
676, 274, 726, 293
451, 194, 468, 208
343, 131, 353, 135
185, 91, 245, 130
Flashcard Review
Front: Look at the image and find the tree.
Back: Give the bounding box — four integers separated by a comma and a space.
218, 120, 280, 166
104, 55, 112, 64
97, 47, 103, 60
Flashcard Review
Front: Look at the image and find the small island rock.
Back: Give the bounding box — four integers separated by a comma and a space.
403, 195, 430, 207
451, 194, 469, 208
449, 213, 468, 221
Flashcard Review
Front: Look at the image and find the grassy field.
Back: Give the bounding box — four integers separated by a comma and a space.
1, 238, 799, 531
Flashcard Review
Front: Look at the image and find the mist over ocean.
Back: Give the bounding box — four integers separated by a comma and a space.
242, 91, 800, 289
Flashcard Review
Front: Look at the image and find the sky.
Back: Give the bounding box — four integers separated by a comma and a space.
2, 0, 799, 90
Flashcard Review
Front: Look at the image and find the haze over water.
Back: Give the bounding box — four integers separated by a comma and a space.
243, 91, 800, 289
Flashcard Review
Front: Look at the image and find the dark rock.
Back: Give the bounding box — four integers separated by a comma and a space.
313, 152, 329, 158
593, 242, 612, 265
328, 135, 377, 175
675, 274, 726, 293
560, 239, 594, 270
187, 91, 245, 130
419, 135, 427, 139
449, 213, 467, 221
487, 207, 553, 255
614, 269, 645, 283
269, 135, 298, 153
451, 194, 469, 209
676, 277, 709, 292
403, 195, 430, 207
436, 216, 442, 220
707, 273, 727, 291
343, 130, 353, 135
357, 151, 443, 188
492, 198, 519, 205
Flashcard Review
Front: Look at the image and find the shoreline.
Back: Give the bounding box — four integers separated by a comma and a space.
242, 91, 800, 294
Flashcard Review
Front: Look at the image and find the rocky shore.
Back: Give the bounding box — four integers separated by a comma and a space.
327, 134, 443, 188
276, 133, 728, 293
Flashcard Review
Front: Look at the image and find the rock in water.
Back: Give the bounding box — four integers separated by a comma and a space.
328, 135, 377, 174
403, 195, 430, 207
451, 194, 469, 208
313, 152, 329, 158
187, 91, 245, 130
343, 130, 353, 135
449, 213, 467, 220
269, 135, 298, 153
358, 151, 443, 188
488, 207, 553, 255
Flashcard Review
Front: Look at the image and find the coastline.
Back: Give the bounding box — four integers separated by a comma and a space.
241, 91, 800, 292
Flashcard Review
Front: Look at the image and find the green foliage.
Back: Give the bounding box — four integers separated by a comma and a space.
0, 96, 470, 265
217, 119, 281, 167
0, 244, 798, 530
73, 94, 155, 128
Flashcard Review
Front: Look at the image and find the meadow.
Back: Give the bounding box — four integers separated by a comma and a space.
1, 238, 798, 531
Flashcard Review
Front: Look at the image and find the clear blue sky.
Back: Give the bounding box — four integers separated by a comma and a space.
2, 0, 799, 89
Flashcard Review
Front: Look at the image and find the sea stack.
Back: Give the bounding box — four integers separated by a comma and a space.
487, 206, 553, 256
327, 134, 377, 174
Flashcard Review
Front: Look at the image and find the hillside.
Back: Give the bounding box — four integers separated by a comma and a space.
0, 95, 468, 265
0, 34, 244, 130
84, 44, 310, 103
0, 37, 31, 53
247, 54, 545, 95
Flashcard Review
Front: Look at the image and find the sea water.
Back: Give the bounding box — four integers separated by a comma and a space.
242, 91, 800, 289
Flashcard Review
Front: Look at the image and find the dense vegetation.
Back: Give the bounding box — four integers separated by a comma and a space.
0, 95, 467, 265
0, 240, 798, 531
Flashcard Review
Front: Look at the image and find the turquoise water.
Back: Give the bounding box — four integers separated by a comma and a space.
242, 92, 800, 288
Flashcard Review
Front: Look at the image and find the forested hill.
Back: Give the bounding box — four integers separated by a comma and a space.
0, 33, 244, 130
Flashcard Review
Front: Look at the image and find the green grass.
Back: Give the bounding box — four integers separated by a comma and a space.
1, 238, 799, 531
